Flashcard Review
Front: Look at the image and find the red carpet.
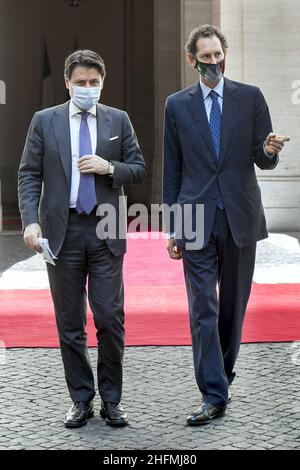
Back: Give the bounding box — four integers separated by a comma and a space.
0, 235, 299, 347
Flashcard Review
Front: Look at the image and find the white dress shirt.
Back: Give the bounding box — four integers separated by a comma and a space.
69, 101, 97, 208
199, 76, 224, 119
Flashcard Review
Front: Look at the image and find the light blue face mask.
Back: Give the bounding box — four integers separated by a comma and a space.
70, 84, 101, 111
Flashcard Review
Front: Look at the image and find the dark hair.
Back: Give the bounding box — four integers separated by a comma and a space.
185, 24, 228, 56
64, 49, 106, 80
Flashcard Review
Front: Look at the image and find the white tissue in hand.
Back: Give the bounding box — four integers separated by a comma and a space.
37, 238, 58, 266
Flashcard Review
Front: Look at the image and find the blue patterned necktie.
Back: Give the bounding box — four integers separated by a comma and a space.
209, 90, 224, 210
76, 112, 97, 215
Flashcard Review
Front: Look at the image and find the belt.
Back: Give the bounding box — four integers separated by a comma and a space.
69, 207, 98, 215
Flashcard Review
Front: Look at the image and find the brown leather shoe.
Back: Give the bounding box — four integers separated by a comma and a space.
64, 401, 94, 428
100, 401, 129, 426
187, 402, 225, 426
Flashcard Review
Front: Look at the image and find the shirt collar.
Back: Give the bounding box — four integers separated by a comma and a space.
69, 100, 97, 117
199, 76, 224, 101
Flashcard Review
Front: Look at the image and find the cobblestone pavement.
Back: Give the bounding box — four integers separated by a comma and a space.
0, 344, 299, 450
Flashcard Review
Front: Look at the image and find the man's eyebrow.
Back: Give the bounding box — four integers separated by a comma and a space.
200, 50, 222, 56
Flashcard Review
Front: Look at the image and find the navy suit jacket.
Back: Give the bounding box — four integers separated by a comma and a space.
163, 77, 279, 249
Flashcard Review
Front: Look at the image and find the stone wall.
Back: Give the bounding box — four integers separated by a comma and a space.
220, 0, 300, 231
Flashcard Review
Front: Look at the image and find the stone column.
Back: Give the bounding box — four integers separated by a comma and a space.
151, 0, 182, 205
181, 0, 214, 87
220, 0, 300, 231
124, 0, 155, 206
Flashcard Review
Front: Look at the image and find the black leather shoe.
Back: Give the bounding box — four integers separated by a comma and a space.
187, 402, 225, 426
227, 388, 232, 403
100, 401, 128, 426
64, 401, 94, 428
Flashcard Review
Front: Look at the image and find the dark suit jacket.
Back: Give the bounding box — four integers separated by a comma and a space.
163, 78, 279, 249
18, 101, 146, 257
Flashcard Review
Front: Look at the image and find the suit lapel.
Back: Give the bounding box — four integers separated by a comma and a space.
219, 77, 239, 167
52, 101, 72, 187
187, 78, 240, 168
96, 104, 112, 160
187, 82, 218, 166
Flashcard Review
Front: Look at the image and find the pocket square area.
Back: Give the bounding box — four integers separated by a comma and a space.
109, 136, 119, 141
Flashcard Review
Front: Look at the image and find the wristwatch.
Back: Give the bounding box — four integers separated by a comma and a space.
107, 161, 115, 175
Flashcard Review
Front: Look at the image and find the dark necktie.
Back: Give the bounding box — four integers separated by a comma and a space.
76, 112, 97, 215
209, 90, 224, 210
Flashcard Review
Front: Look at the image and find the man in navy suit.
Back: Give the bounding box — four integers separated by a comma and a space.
163, 25, 289, 425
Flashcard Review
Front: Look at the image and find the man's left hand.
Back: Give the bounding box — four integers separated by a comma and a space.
77, 154, 109, 175
265, 133, 290, 155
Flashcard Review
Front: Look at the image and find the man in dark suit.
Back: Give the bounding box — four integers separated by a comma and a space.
18, 50, 146, 428
163, 25, 289, 425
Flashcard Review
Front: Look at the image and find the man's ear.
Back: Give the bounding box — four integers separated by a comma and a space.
65, 77, 70, 90
187, 53, 196, 68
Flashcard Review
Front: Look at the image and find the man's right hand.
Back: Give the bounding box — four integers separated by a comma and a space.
167, 237, 182, 260
23, 223, 43, 253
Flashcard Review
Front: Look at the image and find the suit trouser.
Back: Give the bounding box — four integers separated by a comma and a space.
182, 208, 256, 409
47, 211, 124, 404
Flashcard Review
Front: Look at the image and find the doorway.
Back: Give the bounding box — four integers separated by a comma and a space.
0, 0, 154, 229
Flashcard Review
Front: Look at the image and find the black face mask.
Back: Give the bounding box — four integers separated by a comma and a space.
195, 59, 225, 83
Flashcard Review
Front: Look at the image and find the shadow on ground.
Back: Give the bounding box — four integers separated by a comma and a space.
0, 233, 34, 273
